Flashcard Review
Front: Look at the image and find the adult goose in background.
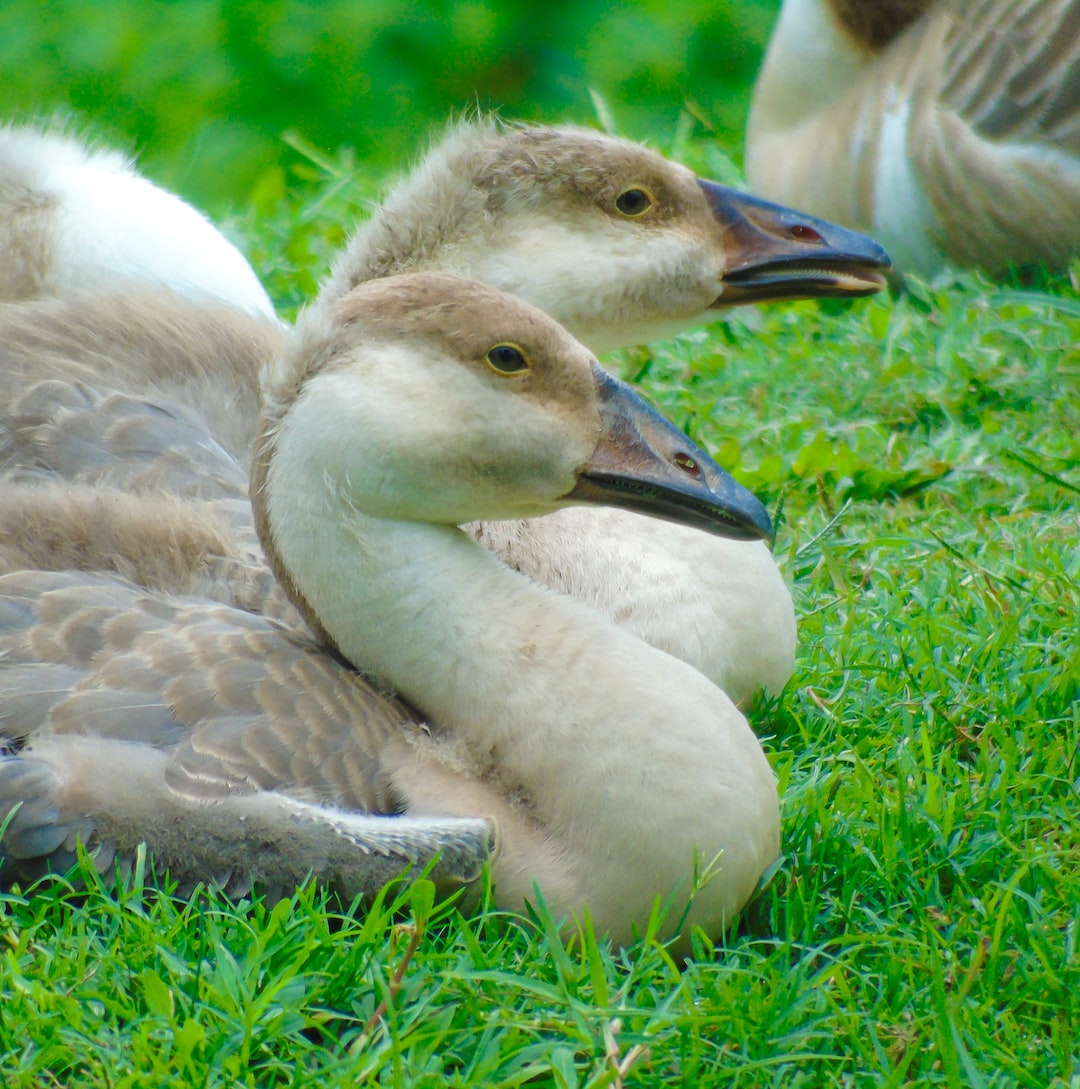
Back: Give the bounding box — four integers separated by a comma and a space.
746, 0, 1080, 277
0, 273, 781, 949
0, 124, 275, 318
0, 120, 890, 706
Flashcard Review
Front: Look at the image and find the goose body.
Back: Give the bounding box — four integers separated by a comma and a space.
0, 124, 275, 317
1, 273, 780, 947
747, 0, 1080, 275
0, 120, 888, 704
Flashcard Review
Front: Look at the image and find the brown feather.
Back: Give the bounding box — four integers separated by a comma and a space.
0, 288, 279, 458
750, 0, 1080, 273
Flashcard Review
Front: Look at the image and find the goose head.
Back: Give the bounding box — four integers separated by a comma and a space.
258, 271, 771, 551
322, 122, 890, 354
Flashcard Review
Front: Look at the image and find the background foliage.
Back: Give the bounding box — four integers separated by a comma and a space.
1, 0, 778, 212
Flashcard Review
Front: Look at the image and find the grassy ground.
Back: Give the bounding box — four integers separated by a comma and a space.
0, 132, 1077, 1087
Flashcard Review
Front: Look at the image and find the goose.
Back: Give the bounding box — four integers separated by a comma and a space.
746, 0, 1080, 276
0, 119, 890, 705
0, 272, 781, 949
0, 123, 275, 318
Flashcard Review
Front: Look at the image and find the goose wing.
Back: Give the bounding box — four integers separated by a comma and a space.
0, 298, 288, 604
0, 289, 275, 460
0, 369, 292, 626
902, 0, 1080, 269
0, 568, 490, 895
939, 0, 1080, 150
0, 568, 413, 806
0, 347, 490, 897
1, 377, 249, 500
2, 374, 260, 552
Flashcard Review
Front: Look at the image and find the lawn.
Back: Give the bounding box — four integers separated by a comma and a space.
0, 126, 1077, 1087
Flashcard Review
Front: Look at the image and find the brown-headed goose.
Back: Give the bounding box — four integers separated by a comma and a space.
0, 273, 780, 949
746, 0, 1080, 276
0, 120, 889, 706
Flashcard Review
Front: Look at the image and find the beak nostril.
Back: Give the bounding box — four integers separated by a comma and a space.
674, 452, 702, 479
788, 223, 824, 244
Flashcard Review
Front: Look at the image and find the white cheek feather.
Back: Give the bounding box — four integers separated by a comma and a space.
274, 366, 407, 516
273, 354, 557, 528
469, 219, 626, 314
469, 218, 717, 355
51, 155, 275, 318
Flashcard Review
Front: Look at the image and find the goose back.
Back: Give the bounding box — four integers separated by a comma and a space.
0, 124, 275, 317
747, 0, 1080, 273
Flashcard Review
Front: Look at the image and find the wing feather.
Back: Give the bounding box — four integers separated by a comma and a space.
939, 0, 1080, 150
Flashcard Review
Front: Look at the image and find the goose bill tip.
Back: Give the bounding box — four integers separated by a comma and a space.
569, 367, 774, 543
699, 178, 892, 305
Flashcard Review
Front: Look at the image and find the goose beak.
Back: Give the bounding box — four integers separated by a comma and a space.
699, 180, 891, 304
565, 366, 772, 542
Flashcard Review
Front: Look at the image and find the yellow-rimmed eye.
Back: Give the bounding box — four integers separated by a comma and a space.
614, 187, 656, 218
486, 342, 530, 376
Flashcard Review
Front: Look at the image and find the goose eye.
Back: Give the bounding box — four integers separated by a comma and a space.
615, 187, 656, 218
486, 342, 530, 376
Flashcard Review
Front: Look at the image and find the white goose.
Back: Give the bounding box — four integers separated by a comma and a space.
0, 123, 275, 318
0, 120, 890, 705
0, 273, 780, 948
746, 0, 1080, 276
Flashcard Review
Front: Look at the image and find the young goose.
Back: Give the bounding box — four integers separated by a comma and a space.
0, 120, 890, 703
318, 119, 890, 352
0, 123, 275, 318
746, 0, 1080, 275
0, 273, 780, 949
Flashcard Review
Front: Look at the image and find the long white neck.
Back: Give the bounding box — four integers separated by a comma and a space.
319, 124, 498, 304
264, 401, 779, 940
752, 0, 873, 132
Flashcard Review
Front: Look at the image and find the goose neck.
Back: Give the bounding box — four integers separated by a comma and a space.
753, 0, 876, 130
254, 351, 780, 939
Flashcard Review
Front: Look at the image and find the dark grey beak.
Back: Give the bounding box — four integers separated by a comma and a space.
699, 180, 891, 305
565, 366, 772, 542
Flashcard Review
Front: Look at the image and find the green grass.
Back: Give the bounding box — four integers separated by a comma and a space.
1, 133, 1077, 1087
